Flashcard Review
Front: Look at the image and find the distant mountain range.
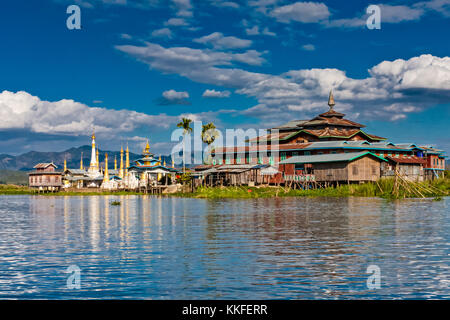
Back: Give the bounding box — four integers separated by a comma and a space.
0, 145, 173, 171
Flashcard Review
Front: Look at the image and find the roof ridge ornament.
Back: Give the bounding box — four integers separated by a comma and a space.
328, 90, 335, 109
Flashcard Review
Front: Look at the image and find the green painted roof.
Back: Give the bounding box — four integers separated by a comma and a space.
279, 151, 387, 164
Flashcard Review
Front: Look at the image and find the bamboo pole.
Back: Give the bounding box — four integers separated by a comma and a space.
395, 169, 424, 198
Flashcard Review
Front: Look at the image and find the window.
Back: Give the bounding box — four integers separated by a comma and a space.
258, 156, 262, 164
293, 152, 298, 157
225, 158, 231, 164
246, 154, 250, 164
219, 158, 223, 165
304, 151, 311, 156
269, 156, 274, 165
352, 165, 358, 175
331, 151, 337, 154
236, 156, 241, 164
280, 152, 286, 161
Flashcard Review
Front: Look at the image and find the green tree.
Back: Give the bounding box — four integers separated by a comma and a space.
201, 122, 219, 164
177, 117, 193, 173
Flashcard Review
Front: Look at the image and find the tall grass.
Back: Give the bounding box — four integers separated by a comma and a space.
178, 177, 449, 199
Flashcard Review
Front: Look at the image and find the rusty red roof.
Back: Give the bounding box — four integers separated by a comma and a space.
304, 116, 365, 128
386, 156, 427, 164
318, 109, 346, 118
33, 163, 57, 169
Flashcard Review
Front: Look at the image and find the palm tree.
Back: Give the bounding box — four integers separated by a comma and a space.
201, 122, 219, 164
177, 117, 193, 173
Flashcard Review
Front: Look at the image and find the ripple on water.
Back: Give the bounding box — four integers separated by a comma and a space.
0, 195, 448, 299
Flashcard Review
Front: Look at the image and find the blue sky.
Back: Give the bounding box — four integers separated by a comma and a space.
0, 0, 449, 156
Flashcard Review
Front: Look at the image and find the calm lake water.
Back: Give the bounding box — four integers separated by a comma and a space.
0, 195, 448, 299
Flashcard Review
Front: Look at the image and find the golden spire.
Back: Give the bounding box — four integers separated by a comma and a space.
172, 157, 175, 169
328, 90, 335, 109
114, 155, 117, 171
80, 152, 84, 170
125, 142, 129, 175
92, 127, 95, 140
64, 157, 67, 172
103, 153, 109, 182
119, 145, 124, 178
96, 147, 99, 170
163, 159, 166, 167
158, 155, 161, 165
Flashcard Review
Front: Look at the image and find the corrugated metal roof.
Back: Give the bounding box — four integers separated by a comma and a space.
201, 167, 218, 174
218, 164, 257, 170
386, 156, 426, 164
280, 151, 387, 164
261, 166, 279, 175
65, 169, 87, 174
33, 163, 57, 169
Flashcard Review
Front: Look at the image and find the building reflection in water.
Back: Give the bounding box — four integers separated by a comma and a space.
199, 197, 390, 298
89, 196, 100, 251
21, 194, 448, 299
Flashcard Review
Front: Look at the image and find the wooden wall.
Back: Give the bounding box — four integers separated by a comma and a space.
312, 156, 381, 182
347, 157, 381, 182
313, 161, 348, 182
29, 173, 62, 187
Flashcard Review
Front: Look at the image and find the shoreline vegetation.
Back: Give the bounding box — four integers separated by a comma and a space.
175, 176, 449, 199
0, 175, 449, 200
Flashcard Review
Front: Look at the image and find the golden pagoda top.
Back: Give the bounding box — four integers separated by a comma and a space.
143, 140, 151, 155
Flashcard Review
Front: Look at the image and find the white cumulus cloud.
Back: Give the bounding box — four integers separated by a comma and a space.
0, 90, 178, 136
162, 89, 189, 100
194, 32, 252, 50
202, 89, 231, 98
271, 2, 330, 23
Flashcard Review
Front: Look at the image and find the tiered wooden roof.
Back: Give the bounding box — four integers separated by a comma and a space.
249, 91, 385, 143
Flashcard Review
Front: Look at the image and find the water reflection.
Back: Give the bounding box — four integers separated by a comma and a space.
0, 195, 448, 299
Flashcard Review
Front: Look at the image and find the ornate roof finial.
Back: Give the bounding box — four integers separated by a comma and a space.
328, 90, 335, 109
143, 139, 150, 154
92, 127, 96, 140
